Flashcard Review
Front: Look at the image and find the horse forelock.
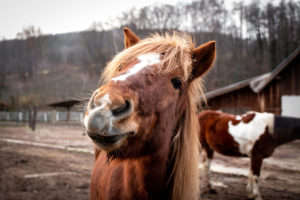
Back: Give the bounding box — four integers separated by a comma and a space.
101, 32, 195, 84
99, 32, 203, 200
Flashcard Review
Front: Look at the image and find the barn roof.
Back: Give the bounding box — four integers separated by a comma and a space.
250, 46, 300, 93
47, 99, 82, 108
0, 101, 10, 108
204, 46, 300, 100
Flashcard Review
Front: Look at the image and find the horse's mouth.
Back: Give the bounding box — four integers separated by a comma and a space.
87, 131, 135, 150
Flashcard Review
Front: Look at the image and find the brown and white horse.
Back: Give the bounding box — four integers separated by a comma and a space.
198, 110, 300, 200
84, 28, 216, 200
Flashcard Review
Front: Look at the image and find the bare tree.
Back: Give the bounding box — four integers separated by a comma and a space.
16, 25, 43, 77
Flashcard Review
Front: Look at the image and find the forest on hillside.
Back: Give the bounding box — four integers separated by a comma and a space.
0, 0, 299, 109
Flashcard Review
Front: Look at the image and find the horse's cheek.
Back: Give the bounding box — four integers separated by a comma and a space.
155, 96, 176, 113
136, 113, 156, 135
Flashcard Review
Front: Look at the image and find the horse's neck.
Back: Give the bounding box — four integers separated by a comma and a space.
125, 146, 171, 199
273, 115, 300, 145
93, 147, 171, 200
142, 147, 171, 182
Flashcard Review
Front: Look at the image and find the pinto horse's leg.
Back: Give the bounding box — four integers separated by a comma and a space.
201, 147, 217, 194
246, 155, 263, 200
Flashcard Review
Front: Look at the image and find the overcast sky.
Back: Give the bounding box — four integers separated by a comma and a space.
0, 0, 194, 39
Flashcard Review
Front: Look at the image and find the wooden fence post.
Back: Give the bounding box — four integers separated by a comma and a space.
29, 108, 32, 129
29, 106, 37, 131
32, 106, 37, 131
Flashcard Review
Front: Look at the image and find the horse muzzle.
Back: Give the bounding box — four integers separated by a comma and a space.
87, 130, 135, 151
84, 87, 137, 150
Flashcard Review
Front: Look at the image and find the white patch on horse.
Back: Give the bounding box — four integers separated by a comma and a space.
84, 93, 112, 128
236, 115, 242, 120
112, 53, 161, 82
97, 94, 111, 110
83, 115, 89, 128
246, 170, 261, 199
228, 112, 274, 155
203, 158, 212, 188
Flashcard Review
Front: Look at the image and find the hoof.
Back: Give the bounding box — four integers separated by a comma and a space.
246, 195, 262, 200
209, 188, 218, 194
201, 187, 218, 195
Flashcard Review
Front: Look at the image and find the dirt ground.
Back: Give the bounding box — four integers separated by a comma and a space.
0, 123, 300, 200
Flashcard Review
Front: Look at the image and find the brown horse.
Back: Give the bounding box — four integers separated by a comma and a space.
198, 110, 300, 200
84, 28, 216, 200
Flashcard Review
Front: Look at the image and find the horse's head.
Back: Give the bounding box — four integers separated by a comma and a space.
84, 28, 216, 158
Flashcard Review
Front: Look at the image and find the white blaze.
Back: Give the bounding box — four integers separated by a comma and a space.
228, 112, 274, 155
112, 53, 161, 82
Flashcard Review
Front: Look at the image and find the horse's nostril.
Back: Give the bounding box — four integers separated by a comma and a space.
89, 91, 99, 109
90, 100, 95, 109
112, 100, 131, 117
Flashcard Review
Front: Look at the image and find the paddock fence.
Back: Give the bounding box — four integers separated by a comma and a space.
0, 111, 83, 124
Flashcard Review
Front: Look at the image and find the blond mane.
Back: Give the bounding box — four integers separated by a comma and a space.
101, 32, 203, 200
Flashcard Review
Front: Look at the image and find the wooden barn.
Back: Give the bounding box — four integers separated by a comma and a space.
0, 101, 10, 111
47, 99, 82, 123
202, 46, 300, 117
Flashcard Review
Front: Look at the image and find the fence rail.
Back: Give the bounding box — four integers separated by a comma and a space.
0, 111, 83, 124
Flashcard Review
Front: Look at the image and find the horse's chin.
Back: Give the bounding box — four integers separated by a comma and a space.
87, 131, 135, 151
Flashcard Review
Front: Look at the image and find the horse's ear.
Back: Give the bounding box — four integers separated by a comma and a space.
123, 28, 140, 49
190, 41, 216, 80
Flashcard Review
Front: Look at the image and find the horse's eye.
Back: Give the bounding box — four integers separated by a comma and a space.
118, 66, 122, 71
171, 78, 182, 89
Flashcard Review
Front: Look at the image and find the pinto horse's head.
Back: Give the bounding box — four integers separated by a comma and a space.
84, 28, 216, 158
